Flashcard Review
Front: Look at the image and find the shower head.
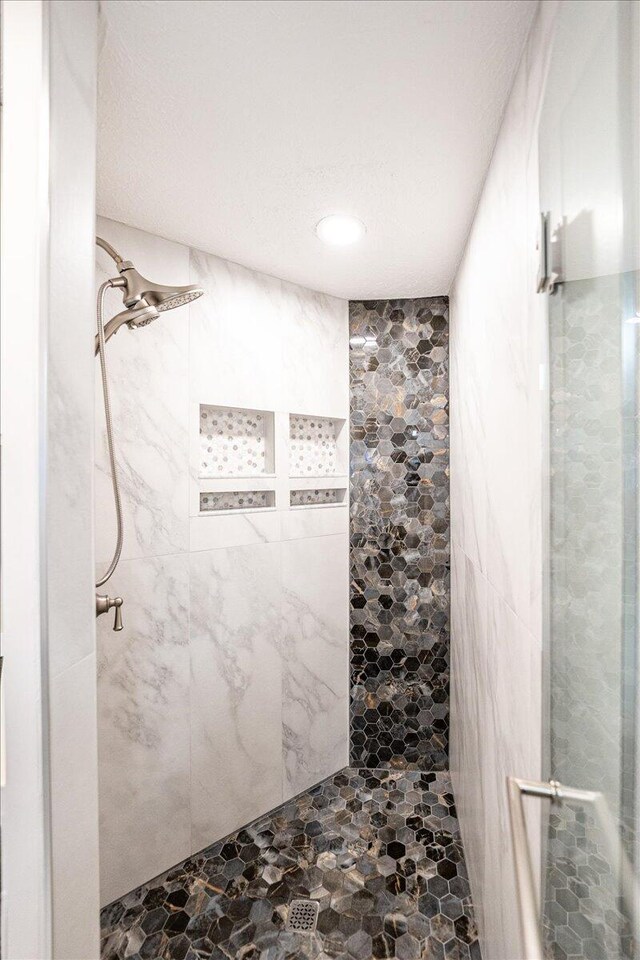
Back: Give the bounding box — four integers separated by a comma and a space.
95, 235, 204, 353
117, 261, 204, 313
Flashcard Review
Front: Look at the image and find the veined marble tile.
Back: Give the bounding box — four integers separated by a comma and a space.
450, 543, 488, 945
281, 503, 348, 541
189, 510, 281, 551
189, 542, 283, 853
449, 281, 488, 574
188, 249, 284, 412
482, 584, 541, 960
97, 553, 190, 905
282, 534, 349, 796
281, 282, 348, 417
46, 6, 101, 956
448, 4, 554, 957
95, 217, 190, 564
50, 654, 100, 960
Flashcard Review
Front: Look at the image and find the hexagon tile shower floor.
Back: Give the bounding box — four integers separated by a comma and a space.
101, 769, 481, 960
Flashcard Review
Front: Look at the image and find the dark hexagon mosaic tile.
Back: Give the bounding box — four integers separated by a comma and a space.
349, 298, 449, 770
101, 768, 480, 960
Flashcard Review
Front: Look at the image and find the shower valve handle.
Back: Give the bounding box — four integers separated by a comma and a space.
96, 593, 124, 631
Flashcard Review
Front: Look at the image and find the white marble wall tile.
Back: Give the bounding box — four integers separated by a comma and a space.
97, 554, 190, 904
478, 56, 535, 626
189, 511, 282, 551
95, 217, 190, 564
280, 282, 348, 417
189, 250, 285, 412
47, 4, 101, 954
281, 504, 348, 541
449, 4, 557, 958
49, 653, 100, 960
482, 586, 541, 960
95, 219, 350, 899
449, 279, 488, 574
189, 542, 283, 853
450, 544, 488, 944
47, 0, 98, 651
282, 535, 349, 796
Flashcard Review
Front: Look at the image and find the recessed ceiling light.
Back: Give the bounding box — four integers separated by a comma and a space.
316, 214, 366, 246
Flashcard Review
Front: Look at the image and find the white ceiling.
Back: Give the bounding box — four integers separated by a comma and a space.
97, 0, 536, 300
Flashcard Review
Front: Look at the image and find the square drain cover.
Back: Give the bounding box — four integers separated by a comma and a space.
286, 899, 319, 932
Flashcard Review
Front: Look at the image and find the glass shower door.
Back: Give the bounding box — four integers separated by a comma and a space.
536, 1, 640, 958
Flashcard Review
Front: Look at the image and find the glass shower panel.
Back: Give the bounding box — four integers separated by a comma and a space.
540, 1, 639, 957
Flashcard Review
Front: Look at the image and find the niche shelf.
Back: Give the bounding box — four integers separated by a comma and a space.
200, 490, 275, 513
199, 404, 275, 478
290, 487, 346, 508
288, 413, 346, 477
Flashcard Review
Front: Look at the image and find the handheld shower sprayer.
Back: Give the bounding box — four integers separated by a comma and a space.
95, 235, 204, 629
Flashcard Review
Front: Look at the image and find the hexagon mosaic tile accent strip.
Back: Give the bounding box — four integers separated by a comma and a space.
349, 299, 449, 770
100, 768, 480, 960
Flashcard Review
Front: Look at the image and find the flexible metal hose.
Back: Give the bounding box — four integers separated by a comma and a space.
96, 278, 125, 587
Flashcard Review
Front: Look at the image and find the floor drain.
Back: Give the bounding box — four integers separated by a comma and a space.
286, 899, 319, 933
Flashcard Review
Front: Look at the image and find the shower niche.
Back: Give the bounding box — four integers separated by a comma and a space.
200, 490, 276, 512
199, 404, 275, 478
194, 403, 277, 517
287, 413, 348, 510
192, 404, 347, 520
290, 487, 347, 508
288, 413, 347, 477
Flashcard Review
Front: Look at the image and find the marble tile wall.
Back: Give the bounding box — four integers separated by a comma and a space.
47, 4, 101, 956
349, 297, 450, 771
449, 4, 558, 959
96, 217, 349, 905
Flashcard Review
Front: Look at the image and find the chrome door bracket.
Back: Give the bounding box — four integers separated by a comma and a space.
507, 776, 639, 960
536, 212, 563, 294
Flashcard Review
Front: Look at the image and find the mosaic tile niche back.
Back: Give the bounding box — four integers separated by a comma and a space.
349, 298, 450, 770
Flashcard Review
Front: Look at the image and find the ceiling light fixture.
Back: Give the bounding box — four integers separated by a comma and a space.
315, 214, 366, 246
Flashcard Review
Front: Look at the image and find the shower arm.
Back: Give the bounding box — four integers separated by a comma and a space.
96, 235, 125, 266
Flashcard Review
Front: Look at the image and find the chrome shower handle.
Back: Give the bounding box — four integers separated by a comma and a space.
96, 593, 124, 631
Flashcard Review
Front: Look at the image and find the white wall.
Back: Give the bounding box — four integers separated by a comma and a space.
95, 217, 350, 905
449, 3, 558, 959
1, 3, 101, 958
1, 3, 52, 956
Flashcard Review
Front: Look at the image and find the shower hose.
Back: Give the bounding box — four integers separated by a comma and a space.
95, 278, 125, 588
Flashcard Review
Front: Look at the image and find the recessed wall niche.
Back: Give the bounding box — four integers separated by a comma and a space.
290, 488, 346, 507
199, 404, 275, 478
200, 490, 275, 512
289, 413, 346, 477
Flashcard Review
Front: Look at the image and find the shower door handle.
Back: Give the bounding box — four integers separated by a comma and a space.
506, 776, 639, 960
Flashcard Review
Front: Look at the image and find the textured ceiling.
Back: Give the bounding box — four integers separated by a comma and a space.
97, 0, 536, 299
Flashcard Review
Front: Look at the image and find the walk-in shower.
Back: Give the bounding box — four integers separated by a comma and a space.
94, 235, 203, 628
